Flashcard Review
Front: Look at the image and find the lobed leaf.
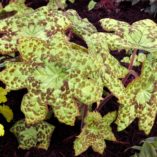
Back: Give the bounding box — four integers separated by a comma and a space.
0, 0, 33, 17
74, 111, 116, 156
100, 18, 157, 54
0, 5, 71, 54
0, 32, 105, 125
10, 119, 55, 150
66, 9, 97, 39
116, 55, 157, 134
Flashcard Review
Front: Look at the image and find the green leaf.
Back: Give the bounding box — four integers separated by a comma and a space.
69, 0, 75, 3
0, 4, 71, 54
116, 56, 157, 134
135, 83, 153, 104
0, 0, 33, 16
139, 142, 157, 157
0, 32, 106, 125
66, 9, 97, 39
10, 119, 55, 150
131, 145, 142, 151
48, 0, 75, 9
84, 32, 128, 99
74, 111, 116, 156
100, 18, 157, 54
88, 0, 97, 11
0, 87, 8, 103
142, 137, 157, 148
0, 105, 13, 123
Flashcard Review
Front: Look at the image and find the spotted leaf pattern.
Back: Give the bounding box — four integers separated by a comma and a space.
0, 3, 71, 54
66, 9, 97, 39
74, 111, 116, 156
0, 0, 33, 16
116, 55, 157, 134
10, 119, 55, 150
1, 4, 157, 155
0, 32, 105, 125
66, 10, 128, 99
100, 18, 157, 53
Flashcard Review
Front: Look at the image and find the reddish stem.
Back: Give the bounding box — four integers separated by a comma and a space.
128, 49, 137, 70
114, 140, 130, 145
96, 49, 138, 112
81, 105, 88, 129
96, 93, 113, 112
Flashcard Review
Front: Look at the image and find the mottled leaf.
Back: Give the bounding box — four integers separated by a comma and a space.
0, 0, 33, 16
0, 5, 71, 54
0, 32, 105, 125
100, 18, 157, 54
10, 119, 55, 150
66, 9, 97, 39
74, 111, 116, 156
116, 56, 157, 134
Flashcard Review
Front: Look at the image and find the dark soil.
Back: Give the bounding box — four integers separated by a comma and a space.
0, 0, 157, 157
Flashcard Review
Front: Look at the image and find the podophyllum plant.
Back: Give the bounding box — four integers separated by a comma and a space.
1, 0, 157, 156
